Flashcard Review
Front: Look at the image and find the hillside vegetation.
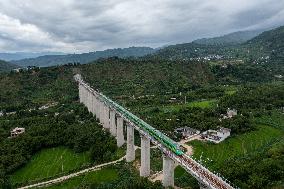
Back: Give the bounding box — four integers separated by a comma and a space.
0, 60, 18, 73
81, 57, 214, 96
154, 26, 284, 66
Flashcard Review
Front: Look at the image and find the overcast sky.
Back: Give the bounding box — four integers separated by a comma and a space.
0, 0, 283, 53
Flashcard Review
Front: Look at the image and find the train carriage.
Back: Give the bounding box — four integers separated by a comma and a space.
100, 93, 184, 156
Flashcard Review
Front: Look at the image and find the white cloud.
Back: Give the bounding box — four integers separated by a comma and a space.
0, 12, 81, 52
0, 0, 283, 52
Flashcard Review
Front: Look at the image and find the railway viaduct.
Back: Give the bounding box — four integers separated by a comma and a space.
74, 74, 235, 189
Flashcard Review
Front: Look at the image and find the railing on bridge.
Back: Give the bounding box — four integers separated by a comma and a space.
74, 74, 236, 189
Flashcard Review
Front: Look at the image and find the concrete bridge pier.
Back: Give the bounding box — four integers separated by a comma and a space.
81, 86, 86, 105
116, 116, 125, 147
93, 95, 99, 119
79, 84, 83, 103
126, 123, 135, 162
98, 101, 105, 125
89, 92, 93, 112
89, 92, 93, 113
162, 155, 175, 187
91, 94, 95, 115
103, 105, 110, 129
86, 90, 91, 112
140, 135, 150, 177
109, 110, 116, 136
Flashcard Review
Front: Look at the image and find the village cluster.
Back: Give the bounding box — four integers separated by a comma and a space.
1, 102, 59, 138
175, 108, 236, 143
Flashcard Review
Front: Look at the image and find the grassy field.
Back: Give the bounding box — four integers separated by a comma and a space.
188, 125, 283, 168
175, 124, 283, 188
162, 99, 217, 112
11, 147, 92, 186
225, 89, 236, 95
254, 111, 284, 130
174, 165, 200, 188
44, 168, 118, 189
224, 86, 237, 95
175, 166, 186, 178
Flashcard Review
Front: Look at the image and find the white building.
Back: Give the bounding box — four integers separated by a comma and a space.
175, 127, 200, 139
274, 75, 283, 79
10, 127, 25, 137
221, 108, 237, 119
227, 108, 237, 118
201, 127, 231, 143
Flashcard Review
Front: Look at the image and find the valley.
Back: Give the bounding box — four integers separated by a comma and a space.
0, 25, 283, 189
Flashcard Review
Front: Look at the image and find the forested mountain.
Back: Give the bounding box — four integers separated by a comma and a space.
244, 26, 284, 63
151, 42, 223, 60
82, 57, 214, 96
12, 47, 156, 67
153, 26, 284, 64
0, 52, 65, 61
193, 29, 264, 45
0, 60, 19, 72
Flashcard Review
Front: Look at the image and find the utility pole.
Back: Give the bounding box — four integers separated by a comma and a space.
61, 155, 63, 172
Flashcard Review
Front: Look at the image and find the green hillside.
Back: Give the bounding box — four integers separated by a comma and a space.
152, 42, 223, 60
245, 26, 284, 63
154, 26, 284, 65
0, 60, 19, 72
81, 57, 214, 96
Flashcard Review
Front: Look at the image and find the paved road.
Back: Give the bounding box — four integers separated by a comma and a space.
18, 155, 126, 189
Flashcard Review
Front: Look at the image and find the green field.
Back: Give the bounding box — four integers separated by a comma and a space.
11, 147, 92, 186
175, 124, 283, 188
44, 168, 118, 189
224, 86, 237, 95
188, 125, 283, 168
254, 111, 284, 130
225, 90, 236, 95
162, 99, 217, 112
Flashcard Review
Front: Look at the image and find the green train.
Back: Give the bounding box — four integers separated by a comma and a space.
100, 93, 184, 156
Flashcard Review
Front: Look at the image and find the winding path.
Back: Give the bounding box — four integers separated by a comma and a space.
18, 155, 126, 189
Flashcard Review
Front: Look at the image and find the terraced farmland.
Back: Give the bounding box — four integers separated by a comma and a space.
189, 125, 283, 168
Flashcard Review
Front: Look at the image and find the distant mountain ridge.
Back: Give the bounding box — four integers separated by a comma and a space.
244, 26, 284, 63
193, 29, 264, 45
0, 60, 19, 72
5, 27, 284, 67
152, 29, 268, 60
0, 52, 66, 61
12, 47, 156, 67
153, 26, 284, 63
